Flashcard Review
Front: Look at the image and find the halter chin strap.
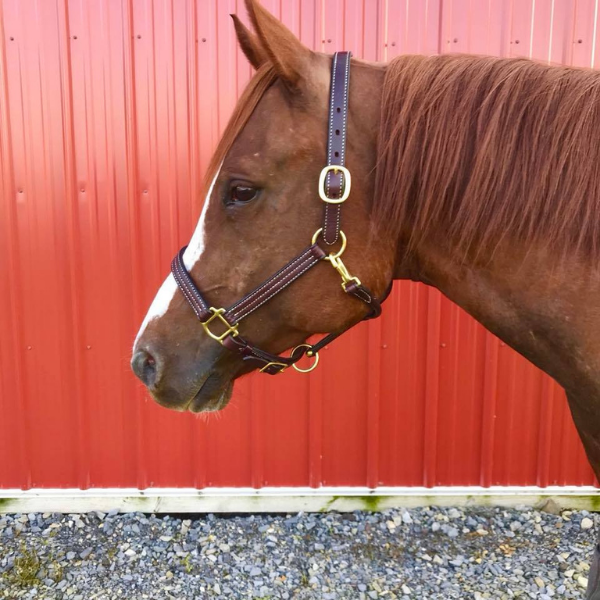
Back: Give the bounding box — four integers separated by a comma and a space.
171, 51, 390, 375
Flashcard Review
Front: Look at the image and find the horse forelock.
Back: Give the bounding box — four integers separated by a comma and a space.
374, 54, 600, 264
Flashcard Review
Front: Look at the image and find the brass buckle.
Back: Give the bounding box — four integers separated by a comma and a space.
329, 255, 361, 289
202, 307, 239, 342
312, 228, 347, 260
291, 344, 320, 373
318, 165, 352, 204
260, 362, 288, 374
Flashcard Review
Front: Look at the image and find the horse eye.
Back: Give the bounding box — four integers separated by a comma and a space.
230, 185, 258, 204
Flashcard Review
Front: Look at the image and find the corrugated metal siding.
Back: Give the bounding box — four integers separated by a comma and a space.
0, 0, 597, 490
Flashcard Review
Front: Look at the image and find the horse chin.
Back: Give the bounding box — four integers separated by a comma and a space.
187, 374, 234, 413
147, 371, 234, 414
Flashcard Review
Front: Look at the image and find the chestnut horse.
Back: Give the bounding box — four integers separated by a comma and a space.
132, 1, 600, 596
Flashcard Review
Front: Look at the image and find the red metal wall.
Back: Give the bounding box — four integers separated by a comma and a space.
0, 0, 597, 490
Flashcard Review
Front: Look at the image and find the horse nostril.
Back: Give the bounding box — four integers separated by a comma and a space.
131, 349, 161, 388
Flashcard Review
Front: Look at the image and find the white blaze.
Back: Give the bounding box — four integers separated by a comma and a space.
133, 167, 221, 349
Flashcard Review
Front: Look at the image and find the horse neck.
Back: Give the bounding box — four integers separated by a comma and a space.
400, 234, 600, 400
377, 55, 600, 394
378, 55, 600, 482
411, 238, 600, 479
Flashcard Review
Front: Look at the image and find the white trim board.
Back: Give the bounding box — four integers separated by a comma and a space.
0, 486, 598, 514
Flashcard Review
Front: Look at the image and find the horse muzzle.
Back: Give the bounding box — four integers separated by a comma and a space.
131, 341, 235, 413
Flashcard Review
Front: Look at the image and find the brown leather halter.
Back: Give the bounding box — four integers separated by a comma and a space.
172, 52, 389, 375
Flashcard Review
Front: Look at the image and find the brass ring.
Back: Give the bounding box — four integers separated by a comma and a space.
291, 344, 320, 373
311, 228, 347, 261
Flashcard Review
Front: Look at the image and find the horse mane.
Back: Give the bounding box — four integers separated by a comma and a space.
374, 54, 600, 263
203, 63, 277, 190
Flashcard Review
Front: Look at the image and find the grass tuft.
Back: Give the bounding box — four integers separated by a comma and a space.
9, 545, 41, 587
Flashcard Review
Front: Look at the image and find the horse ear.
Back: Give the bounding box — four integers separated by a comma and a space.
231, 14, 268, 70
244, 0, 312, 88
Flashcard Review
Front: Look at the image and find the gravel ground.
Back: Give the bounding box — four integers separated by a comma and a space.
0, 506, 597, 599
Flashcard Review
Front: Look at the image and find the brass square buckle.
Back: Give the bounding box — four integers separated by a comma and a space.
259, 362, 288, 374
318, 165, 352, 204
202, 308, 239, 342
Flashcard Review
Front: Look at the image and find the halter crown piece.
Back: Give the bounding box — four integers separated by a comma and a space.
171, 52, 389, 375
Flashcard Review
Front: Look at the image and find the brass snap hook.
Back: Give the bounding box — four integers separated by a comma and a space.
329, 255, 361, 288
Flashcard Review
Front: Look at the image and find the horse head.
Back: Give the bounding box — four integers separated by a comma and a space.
131, 0, 393, 412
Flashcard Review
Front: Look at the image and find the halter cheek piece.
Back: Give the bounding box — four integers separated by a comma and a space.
172, 52, 390, 375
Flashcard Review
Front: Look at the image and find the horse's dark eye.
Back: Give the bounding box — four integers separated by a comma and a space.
231, 185, 258, 204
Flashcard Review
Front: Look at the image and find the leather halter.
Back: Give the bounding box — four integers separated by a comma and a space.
171, 52, 389, 375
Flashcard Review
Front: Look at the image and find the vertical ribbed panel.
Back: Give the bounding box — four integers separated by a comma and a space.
0, 0, 597, 489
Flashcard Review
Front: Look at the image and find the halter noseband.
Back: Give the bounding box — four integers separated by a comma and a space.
171, 52, 389, 375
